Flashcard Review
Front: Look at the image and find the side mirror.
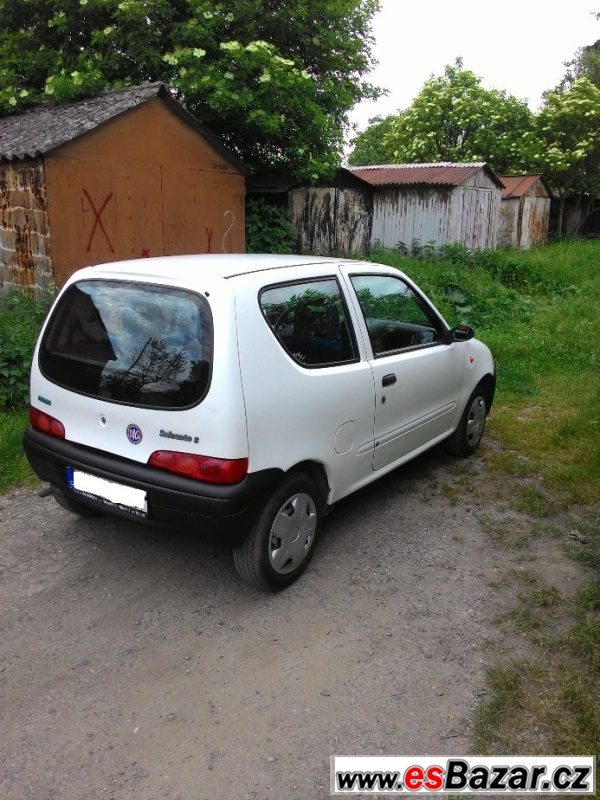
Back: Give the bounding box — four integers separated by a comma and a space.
451, 324, 475, 342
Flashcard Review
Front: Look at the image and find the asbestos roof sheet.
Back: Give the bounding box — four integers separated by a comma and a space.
499, 174, 550, 198
0, 83, 246, 172
348, 162, 504, 189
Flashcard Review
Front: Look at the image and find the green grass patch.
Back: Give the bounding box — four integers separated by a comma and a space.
0, 409, 36, 493
473, 659, 600, 756
0, 289, 48, 494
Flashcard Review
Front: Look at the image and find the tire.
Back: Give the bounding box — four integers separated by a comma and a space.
233, 472, 322, 590
54, 490, 102, 518
447, 386, 489, 457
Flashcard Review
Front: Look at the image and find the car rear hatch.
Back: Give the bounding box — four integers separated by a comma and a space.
32, 277, 248, 472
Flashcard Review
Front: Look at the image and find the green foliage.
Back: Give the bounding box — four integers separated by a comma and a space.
536, 78, 600, 198
0, 291, 47, 410
0, 0, 382, 180
0, 408, 36, 493
347, 114, 398, 166
559, 37, 600, 91
384, 59, 536, 173
245, 198, 297, 253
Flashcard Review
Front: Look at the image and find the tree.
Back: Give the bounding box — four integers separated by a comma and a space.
559, 40, 600, 90
0, 0, 382, 179
384, 60, 537, 173
536, 78, 600, 235
347, 114, 398, 165
558, 11, 600, 90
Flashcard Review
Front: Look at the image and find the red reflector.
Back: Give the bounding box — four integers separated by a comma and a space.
147, 450, 248, 485
29, 406, 65, 439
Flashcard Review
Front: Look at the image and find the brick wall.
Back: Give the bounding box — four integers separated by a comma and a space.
0, 160, 53, 297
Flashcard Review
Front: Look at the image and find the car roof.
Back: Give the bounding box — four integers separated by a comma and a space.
75, 254, 351, 284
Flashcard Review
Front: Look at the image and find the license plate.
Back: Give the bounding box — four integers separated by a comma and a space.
66, 468, 148, 518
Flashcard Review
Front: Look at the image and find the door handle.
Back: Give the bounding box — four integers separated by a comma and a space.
382, 373, 397, 387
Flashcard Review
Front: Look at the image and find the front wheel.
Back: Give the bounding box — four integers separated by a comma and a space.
447, 387, 489, 456
233, 473, 322, 590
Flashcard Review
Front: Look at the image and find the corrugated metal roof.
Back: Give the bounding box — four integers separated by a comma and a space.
348, 162, 504, 189
499, 174, 550, 198
0, 83, 246, 172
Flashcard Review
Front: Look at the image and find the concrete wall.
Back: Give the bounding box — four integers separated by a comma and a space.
44, 97, 246, 285
0, 160, 53, 297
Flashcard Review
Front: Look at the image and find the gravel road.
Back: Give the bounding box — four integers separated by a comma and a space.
1, 449, 518, 799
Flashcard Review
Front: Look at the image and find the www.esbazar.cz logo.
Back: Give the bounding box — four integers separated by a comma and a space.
331, 756, 595, 794
126, 424, 143, 445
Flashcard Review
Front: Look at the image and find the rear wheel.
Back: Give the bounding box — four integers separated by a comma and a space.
447, 386, 489, 456
233, 473, 322, 590
54, 490, 102, 518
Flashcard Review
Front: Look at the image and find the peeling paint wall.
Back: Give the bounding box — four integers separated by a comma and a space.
371, 187, 455, 249
458, 186, 500, 250
498, 178, 551, 249
0, 160, 53, 297
520, 197, 550, 248
371, 177, 501, 251
289, 187, 372, 255
498, 198, 520, 248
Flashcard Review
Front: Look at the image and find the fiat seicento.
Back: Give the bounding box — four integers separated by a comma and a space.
24, 255, 495, 589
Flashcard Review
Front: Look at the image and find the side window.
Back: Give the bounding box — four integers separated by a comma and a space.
350, 274, 444, 356
259, 278, 357, 367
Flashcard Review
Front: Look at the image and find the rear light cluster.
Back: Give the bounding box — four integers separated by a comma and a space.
147, 450, 248, 485
29, 406, 65, 438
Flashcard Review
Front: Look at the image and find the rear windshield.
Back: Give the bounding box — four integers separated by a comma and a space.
40, 280, 212, 409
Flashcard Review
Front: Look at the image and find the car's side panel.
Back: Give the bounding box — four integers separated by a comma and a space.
368, 344, 463, 469
233, 271, 376, 505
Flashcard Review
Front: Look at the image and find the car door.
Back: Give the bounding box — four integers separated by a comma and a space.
342, 270, 464, 470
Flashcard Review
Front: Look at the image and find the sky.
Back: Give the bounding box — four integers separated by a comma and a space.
349, 0, 599, 134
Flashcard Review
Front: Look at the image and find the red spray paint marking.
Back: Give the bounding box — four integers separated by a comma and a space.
83, 189, 115, 253
140, 248, 151, 258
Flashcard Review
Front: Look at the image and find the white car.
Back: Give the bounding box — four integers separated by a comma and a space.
24, 255, 495, 589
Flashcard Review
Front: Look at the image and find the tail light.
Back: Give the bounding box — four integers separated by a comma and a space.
29, 406, 65, 438
148, 450, 248, 485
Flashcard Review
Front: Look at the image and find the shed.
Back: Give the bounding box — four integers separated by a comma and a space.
497, 174, 551, 248
288, 169, 373, 255
0, 83, 246, 295
349, 163, 503, 251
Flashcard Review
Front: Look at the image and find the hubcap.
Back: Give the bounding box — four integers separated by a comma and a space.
268, 493, 317, 575
466, 395, 487, 447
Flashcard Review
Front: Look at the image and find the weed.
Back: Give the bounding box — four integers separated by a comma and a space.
0, 290, 47, 410
0, 409, 35, 493
513, 485, 554, 517
245, 197, 297, 254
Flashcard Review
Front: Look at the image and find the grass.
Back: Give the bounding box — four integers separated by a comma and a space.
0, 289, 49, 493
0, 408, 36, 493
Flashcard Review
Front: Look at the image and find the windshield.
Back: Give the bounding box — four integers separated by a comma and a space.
40, 280, 212, 409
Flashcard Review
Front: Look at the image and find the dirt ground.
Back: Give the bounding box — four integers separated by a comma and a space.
0, 446, 586, 800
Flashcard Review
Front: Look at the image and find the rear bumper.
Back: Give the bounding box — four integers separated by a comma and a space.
23, 428, 281, 533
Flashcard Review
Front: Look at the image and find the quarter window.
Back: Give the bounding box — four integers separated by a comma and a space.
350, 274, 443, 356
259, 278, 357, 367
